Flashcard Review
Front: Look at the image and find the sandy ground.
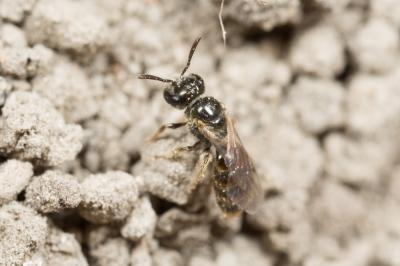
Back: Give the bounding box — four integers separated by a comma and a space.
1, 0, 400, 265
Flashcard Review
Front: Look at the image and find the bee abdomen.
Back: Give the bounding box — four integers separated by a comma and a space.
213, 171, 240, 214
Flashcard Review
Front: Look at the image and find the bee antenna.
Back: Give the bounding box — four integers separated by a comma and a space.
180, 37, 202, 77
138, 74, 175, 84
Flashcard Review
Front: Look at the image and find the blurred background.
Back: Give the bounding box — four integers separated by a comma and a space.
1, 0, 400, 265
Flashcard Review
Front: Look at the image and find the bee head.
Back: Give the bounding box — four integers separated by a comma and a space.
139, 37, 204, 109
163, 74, 204, 109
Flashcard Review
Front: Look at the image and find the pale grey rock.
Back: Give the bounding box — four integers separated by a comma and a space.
324, 133, 397, 186
43, 226, 88, 266
0, 202, 48, 266
130, 241, 153, 266
229, 0, 301, 31
371, 0, 400, 29
0, 23, 27, 48
221, 45, 292, 90
215, 237, 273, 266
121, 197, 157, 241
312, 0, 351, 10
304, 239, 373, 266
247, 190, 307, 232
156, 208, 204, 238
0, 159, 33, 206
288, 77, 345, 134
25, 0, 110, 54
90, 238, 130, 266
346, 72, 400, 135
268, 219, 313, 263
86, 226, 130, 266
153, 249, 183, 266
32, 58, 98, 123
0, 0, 36, 23
0, 76, 11, 107
0, 91, 83, 166
349, 18, 399, 73
310, 181, 366, 238
0, 44, 54, 78
25, 170, 82, 213
327, 5, 365, 37
253, 122, 324, 191
79, 171, 139, 224
83, 120, 130, 172
290, 23, 345, 78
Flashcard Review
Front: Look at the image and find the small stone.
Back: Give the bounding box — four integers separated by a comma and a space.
310, 181, 366, 238
221, 46, 292, 90
247, 190, 307, 232
0, 202, 48, 266
312, 0, 351, 10
288, 77, 345, 134
324, 133, 397, 186
346, 72, 400, 135
156, 208, 204, 238
228, 0, 301, 31
43, 225, 88, 266
254, 122, 324, 191
86, 226, 119, 249
79, 171, 139, 224
153, 248, 183, 266
0, 159, 33, 206
131, 241, 152, 266
25, 170, 82, 213
121, 197, 157, 241
349, 18, 399, 73
0, 23, 27, 48
0, 47, 30, 78
0, 45, 54, 78
89, 238, 130, 266
0, 0, 36, 23
86, 225, 130, 266
215, 237, 273, 266
25, 0, 110, 55
371, 0, 400, 29
0, 91, 83, 166
290, 23, 345, 78
32, 58, 98, 123
267, 220, 313, 263
83, 120, 130, 172
0, 77, 11, 108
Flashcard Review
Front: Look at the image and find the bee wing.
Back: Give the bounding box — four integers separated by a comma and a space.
223, 114, 263, 214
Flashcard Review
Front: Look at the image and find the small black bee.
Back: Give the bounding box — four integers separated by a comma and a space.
139, 38, 262, 215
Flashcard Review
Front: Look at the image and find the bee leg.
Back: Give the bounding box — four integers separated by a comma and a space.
147, 122, 187, 142
169, 140, 202, 158
155, 140, 202, 160
190, 150, 214, 190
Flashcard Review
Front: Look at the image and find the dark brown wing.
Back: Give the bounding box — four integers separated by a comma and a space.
223, 115, 263, 214
196, 113, 263, 214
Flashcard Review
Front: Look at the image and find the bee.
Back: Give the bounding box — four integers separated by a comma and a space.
139, 38, 262, 215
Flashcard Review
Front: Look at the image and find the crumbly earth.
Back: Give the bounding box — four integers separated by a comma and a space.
0, 0, 399, 265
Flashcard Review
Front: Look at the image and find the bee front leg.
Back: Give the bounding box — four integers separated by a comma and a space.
155, 140, 202, 160
169, 140, 202, 159
147, 122, 187, 142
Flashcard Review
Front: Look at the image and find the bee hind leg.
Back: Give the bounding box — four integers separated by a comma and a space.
147, 122, 187, 142
190, 149, 214, 190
